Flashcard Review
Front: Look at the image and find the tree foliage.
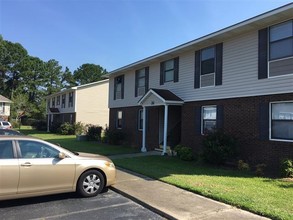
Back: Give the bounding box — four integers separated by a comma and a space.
0, 36, 107, 120
73, 63, 107, 85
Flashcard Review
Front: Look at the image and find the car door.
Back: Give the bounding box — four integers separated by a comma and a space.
17, 140, 76, 194
0, 140, 19, 197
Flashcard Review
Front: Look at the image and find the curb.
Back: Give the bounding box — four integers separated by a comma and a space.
110, 186, 176, 220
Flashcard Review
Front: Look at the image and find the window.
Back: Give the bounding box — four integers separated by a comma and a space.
138, 109, 143, 130
52, 97, 55, 107
19, 140, 60, 158
259, 20, 293, 79
202, 106, 217, 134
160, 57, 179, 85
200, 46, 215, 87
0, 102, 4, 114
68, 92, 73, 108
0, 140, 14, 159
61, 94, 66, 108
57, 96, 60, 105
270, 102, 293, 141
269, 20, 293, 61
135, 67, 149, 97
47, 100, 50, 110
116, 111, 123, 129
195, 43, 222, 88
114, 75, 124, 100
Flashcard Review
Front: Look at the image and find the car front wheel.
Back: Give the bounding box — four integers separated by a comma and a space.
77, 170, 105, 197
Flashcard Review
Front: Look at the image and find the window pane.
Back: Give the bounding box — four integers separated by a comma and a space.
272, 102, 293, 120
201, 59, 215, 75
271, 121, 293, 140
165, 70, 174, 82
0, 141, 14, 159
202, 47, 215, 60
118, 111, 122, 119
203, 106, 217, 119
137, 68, 145, 78
270, 20, 293, 42
165, 60, 174, 70
270, 38, 293, 60
138, 77, 145, 87
203, 120, 217, 132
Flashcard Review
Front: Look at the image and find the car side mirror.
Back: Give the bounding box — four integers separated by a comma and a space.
58, 152, 66, 159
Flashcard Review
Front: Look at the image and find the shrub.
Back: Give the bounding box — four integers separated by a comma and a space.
11, 120, 21, 129
74, 122, 87, 135
32, 120, 47, 131
255, 163, 267, 177
202, 130, 237, 165
238, 160, 250, 171
101, 126, 109, 143
87, 125, 102, 141
59, 122, 75, 135
280, 158, 293, 178
108, 130, 125, 145
174, 145, 194, 161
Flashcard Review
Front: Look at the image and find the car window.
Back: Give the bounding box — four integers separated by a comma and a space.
0, 140, 14, 159
2, 122, 10, 126
19, 140, 60, 159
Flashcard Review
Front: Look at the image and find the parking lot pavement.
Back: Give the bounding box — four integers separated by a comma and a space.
0, 190, 165, 220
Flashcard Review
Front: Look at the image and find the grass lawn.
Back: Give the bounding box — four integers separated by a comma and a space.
19, 127, 139, 156
113, 156, 293, 220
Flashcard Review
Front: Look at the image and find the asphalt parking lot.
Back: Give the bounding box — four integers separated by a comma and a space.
0, 189, 164, 220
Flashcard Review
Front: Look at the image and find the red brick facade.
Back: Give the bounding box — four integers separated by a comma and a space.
110, 93, 293, 172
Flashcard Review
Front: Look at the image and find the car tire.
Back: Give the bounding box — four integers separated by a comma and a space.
77, 170, 105, 197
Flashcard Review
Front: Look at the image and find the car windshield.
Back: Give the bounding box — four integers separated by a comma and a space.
2, 122, 9, 125
53, 143, 79, 156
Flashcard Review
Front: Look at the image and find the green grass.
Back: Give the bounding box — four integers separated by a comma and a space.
19, 126, 139, 156
113, 156, 293, 220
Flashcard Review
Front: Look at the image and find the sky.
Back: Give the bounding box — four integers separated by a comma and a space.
0, 0, 292, 73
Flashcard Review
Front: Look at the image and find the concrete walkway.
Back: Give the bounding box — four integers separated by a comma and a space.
109, 152, 269, 220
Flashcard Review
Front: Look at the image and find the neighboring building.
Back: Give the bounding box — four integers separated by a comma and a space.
107, 4, 293, 171
0, 95, 12, 121
46, 79, 109, 131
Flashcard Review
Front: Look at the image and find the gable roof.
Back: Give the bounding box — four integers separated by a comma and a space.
138, 88, 184, 106
0, 95, 12, 103
107, 3, 293, 77
45, 79, 109, 98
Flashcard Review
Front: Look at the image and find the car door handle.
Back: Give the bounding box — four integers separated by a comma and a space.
21, 162, 32, 167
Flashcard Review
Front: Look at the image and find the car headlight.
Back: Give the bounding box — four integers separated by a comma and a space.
104, 161, 115, 168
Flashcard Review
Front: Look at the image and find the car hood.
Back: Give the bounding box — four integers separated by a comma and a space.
75, 152, 112, 162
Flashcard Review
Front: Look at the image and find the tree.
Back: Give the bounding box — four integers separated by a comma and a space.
0, 37, 28, 98
73, 63, 107, 85
61, 67, 76, 88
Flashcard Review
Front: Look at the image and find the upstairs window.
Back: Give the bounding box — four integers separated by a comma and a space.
114, 75, 124, 100
269, 20, 293, 61
61, 94, 66, 108
57, 96, 60, 105
259, 20, 293, 79
200, 47, 215, 87
0, 102, 4, 114
195, 43, 223, 88
160, 57, 179, 85
135, 67, 149, 97
52, 97, 55, 107
271, 102, 293, 141
68, 92, 73, 108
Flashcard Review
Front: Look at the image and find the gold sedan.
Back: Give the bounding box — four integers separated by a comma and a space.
0, 136, 116, 200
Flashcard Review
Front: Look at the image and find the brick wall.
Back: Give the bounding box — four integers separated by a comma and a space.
181, 93, 293, 172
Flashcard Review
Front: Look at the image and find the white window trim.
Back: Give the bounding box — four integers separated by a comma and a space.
116, 111, 123, 129
200, 72, 216, 88
269, 100, 293, 143
201, 105, 217, 135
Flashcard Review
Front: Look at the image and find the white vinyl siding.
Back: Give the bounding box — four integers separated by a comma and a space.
109, 30, 293, 108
